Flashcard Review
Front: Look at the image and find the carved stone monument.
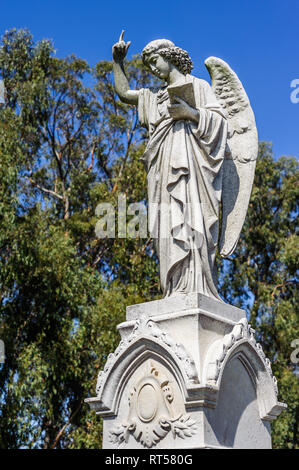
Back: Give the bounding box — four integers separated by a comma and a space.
87, 295, 285, 449
85, 33, 286, 448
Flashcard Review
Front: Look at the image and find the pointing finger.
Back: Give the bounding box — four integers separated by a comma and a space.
119, 30, 125, 42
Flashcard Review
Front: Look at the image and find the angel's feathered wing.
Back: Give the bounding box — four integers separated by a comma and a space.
205, 57, 258, 258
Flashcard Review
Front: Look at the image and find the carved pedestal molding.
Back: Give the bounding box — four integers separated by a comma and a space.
86, 294, 286, 449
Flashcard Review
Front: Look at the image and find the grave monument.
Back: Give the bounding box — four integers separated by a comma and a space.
85, 32, 286, 449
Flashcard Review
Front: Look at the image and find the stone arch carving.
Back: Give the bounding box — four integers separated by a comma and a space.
203, 318, 286, 421
93, 316, 199, 416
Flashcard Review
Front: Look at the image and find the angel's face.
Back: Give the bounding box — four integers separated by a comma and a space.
146, 53, 171, 80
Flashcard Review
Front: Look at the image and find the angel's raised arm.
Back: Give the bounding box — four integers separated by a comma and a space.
112, 31, 139, 105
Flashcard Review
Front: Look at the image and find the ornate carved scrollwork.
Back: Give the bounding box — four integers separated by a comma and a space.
206, 318, 278, 394
96, 316, 199, 396
109, 360, 197, 448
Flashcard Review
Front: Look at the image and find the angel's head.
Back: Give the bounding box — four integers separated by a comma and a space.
142, 39, 193, 79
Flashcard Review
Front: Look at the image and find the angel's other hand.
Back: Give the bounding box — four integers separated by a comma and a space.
167, 97, 199, 123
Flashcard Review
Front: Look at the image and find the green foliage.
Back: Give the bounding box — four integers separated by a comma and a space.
219, 142, 299, 448
0, 28, 159, 449
0, 29, 297, 449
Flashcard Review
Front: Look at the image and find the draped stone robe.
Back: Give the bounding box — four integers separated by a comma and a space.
138, 75, 228, 299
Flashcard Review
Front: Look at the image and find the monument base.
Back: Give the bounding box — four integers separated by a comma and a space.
86, 294, 286, 449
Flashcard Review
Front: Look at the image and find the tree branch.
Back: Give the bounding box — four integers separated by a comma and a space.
50, 402, 82, 449
112, 109, 138, 193
27, 177, 63, 200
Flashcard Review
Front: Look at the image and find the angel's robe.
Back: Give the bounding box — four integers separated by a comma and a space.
138, 75, 228, 299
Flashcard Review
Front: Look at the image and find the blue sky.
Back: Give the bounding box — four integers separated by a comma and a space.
0, 0, 298, 159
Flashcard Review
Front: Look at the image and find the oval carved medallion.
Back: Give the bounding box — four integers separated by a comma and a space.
137, 383, 158, 422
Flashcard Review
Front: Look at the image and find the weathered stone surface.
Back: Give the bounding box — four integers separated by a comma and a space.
126, 292, 245, 322
85, 37, 286, 449
85, 295, 286, 449
205, 56, 258, 258
111, 34, 258, 300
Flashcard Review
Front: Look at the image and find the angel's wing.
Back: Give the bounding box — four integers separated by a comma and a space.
205, 56, 258, 258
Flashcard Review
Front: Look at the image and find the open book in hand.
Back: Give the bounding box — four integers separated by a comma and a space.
167, 81, 196, 109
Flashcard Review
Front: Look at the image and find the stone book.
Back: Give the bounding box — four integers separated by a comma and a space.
167, 81, 196, 109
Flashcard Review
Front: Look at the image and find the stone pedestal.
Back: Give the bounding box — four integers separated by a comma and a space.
86, 294, 286, 449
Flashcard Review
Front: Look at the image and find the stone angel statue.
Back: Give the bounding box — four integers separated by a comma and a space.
112, 32, 258, 300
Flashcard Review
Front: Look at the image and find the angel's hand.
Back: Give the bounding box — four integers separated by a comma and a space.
167, 97, 199, 123
112, 30, 131, 62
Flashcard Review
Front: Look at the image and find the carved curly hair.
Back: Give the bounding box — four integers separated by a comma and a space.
142, 39, 193, 76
